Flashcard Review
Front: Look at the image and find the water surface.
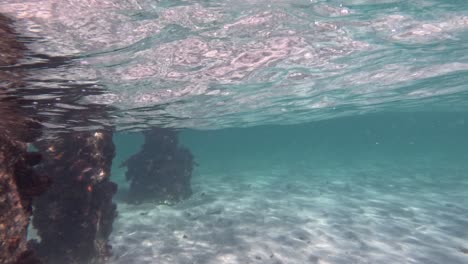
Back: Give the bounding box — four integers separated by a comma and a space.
1, 0, 467, 131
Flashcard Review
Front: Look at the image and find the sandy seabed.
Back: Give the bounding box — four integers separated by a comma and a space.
110, 159, 468, 264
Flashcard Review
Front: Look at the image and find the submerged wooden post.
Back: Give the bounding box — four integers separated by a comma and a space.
0, 13, 47, 264
0, 10, 118, 264
121, 127, 194, 204
0, 115, 47, 264
32, 130, 117, 264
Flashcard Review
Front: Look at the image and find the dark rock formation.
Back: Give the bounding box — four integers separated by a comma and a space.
121, 128, 194, 204
32, 130, 117, 264
0, 13, 46, 264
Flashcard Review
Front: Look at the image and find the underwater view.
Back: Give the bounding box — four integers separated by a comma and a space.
0, 0, 467, 263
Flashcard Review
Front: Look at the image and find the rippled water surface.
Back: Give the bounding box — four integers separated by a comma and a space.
1, 0, 468, 131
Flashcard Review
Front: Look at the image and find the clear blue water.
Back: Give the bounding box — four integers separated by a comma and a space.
109, 112, 468, 264
2, 0, 468, 263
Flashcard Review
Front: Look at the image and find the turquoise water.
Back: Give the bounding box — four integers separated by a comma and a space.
109, 112, 468, 263
1, 0, 468, 263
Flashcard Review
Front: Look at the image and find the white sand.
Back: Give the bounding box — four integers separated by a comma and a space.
110, 159, 468, 264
